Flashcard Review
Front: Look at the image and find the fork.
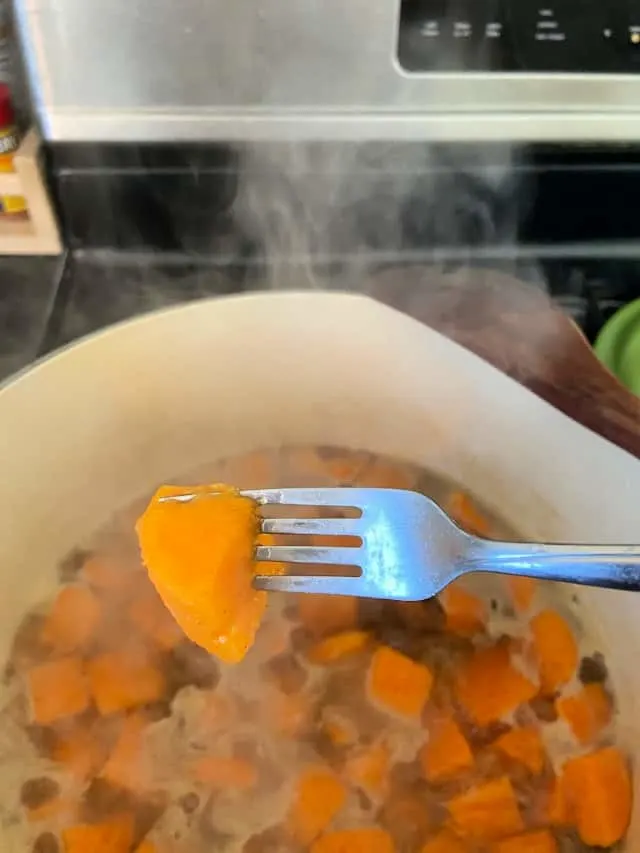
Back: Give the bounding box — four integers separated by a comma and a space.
246, 488, 640, 600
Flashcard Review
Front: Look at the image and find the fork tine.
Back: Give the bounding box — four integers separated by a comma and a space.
260, 518, 360, 536
243, 487, 378, 509
255, 545, 361, 565
254, 574, 371, 597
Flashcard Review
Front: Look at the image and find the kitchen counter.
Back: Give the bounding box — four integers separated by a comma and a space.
1, 252, 639, 462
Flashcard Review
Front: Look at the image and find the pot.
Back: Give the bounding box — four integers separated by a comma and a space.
0, 291, 639, 840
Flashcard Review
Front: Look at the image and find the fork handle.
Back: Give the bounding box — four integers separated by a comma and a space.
466, 540, 640, 591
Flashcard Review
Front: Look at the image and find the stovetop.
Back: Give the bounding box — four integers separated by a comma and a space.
2, 140, 640, 384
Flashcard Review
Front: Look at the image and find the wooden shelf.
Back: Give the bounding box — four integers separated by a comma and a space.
0, 129, 62, 255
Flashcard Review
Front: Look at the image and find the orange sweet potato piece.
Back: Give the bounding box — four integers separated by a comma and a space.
448, 491, 491, 537
288, 766, 347, 844
267, 690, 310, 737
82, 556, 137, 595
322, 711, 357, 747
344, 741, 390, 796
545, 773, 572, 826
447, 776, 524, 841
562, 747, 631, 847
191, 756, 257, 790
129, 588, 184, 650
298, 594, 358, 637
311, 827, 395, 853
420, 831, 466, 853
530, 610, 578, 693
368, 645, 433, 719
27, 656, 90, 725
506, 577, 536, 613
87, 648, 166, 714
492, 830, 558, 853
455, 643, 536, 725
62, 813, 135, 853
52, 724, 109, 780
136, 484, 263, 664
439, 583, 486, 635
41, 585, 101, 654
307, 630, 371, 664
556, 683, 612, 744
494, 726, 545, 774
101, 713, 150, 790
420, 716, 474, 782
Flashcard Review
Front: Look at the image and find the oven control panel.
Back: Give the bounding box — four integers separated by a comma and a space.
398, 0, 640, 71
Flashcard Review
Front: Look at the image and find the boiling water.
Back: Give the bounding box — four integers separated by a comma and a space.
0, 447, 617, 853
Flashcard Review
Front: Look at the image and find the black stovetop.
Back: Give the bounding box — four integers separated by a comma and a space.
2, 140, 640, 383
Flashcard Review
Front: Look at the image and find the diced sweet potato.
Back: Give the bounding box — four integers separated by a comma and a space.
52, 724, 109, 781
101, 713, 150, 790
287, 766, 347, 844
506, 577, 536, 613
455, 643, 536, 725
311, 827, 395, 853
27, 657, 90, 725
439, 583, 485, 635
307, 630, 371, 664
82, 556, 137, 595
420, 831, 466, 853
298, 595, 358, 637
530, 610, 578, 693
492, 829, 558, 853
191, 756, 257, 790
267, 691, 310, 737
62, 813, 135, 853
322, 711, 357, 747
344, 741, 390, 796
556, 683, 612, 745
420, 717, 474, 782
129, 588, 184, 650
494, 726, 545, 775
41, 585, 101, 654
136, 484, 264, 664
447, 776, 524, 841
368, 646, 433, 719
562, 747, 631, 847
87, 648, 166, 715
545, 774, 572, 827
448, 491, 491, 537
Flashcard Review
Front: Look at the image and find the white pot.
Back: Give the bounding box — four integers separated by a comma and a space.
0, 291, 638, 835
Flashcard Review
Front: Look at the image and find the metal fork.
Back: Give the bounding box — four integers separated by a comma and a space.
246, 488, 640, 600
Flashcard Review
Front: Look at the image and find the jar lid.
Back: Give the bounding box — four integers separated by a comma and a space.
594, 298, 640, 397
0, 83, 15, 128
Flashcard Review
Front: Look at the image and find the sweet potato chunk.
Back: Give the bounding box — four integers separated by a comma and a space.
27, 657, 90, 725
530, 610, 578, 693
307, 630, 371, 664
368, 646, 433, 719
439, 583, 485, 635
298, 594, 358, 637
492, 829, 558, 853
129, 587, 184, 651
136, 484, 263, 664
87, 648, 166, 714
448, 491, 491, 537
41, 585, 101, 654
311, 827, 395, 853
192, 756, 257, 790
52, 723, 109, 781
447, 776, 524, 841
556, 683, 612, 744
562, 747, 631, 847
420, 831, 466, 853
101, 713, 150, 790
288, 766, 346, 844
494, 726, 545, 775
455, 643, 536, 725
62, 813, 135, 853
344, 741, 390, 796
506, 577, 536, 613
420, 717, 473, 782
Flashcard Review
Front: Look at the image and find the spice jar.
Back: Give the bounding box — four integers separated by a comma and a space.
0, 83, 26, 217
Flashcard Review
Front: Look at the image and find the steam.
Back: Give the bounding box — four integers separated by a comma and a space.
232, 139, 539, 296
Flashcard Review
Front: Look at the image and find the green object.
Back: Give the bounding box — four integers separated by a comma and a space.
594, 298, 640, 396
